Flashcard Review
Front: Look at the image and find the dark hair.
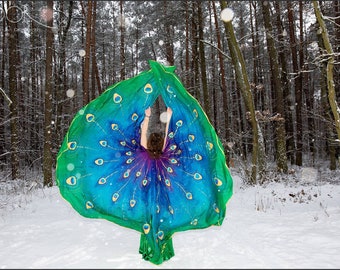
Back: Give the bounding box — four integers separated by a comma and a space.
147, 132, 164, 158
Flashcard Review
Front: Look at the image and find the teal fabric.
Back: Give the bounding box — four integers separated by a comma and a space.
56, 60, 233, 264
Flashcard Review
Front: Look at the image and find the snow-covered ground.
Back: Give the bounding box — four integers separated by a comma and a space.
1, 167, 340, 269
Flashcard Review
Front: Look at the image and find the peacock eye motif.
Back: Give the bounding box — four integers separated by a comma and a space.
86, 114, 95, 122
66, 176, 77, 186
85, 201, 94, 209
113, 93, 122, 103
67, 141, 77, 150
144, 83, 153, 93
131, 113, 138, 121
99, 140, 107, 147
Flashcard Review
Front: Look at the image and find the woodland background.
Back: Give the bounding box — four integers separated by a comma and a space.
0, 1, 339, 187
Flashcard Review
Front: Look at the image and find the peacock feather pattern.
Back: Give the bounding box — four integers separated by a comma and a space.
56, 60, 233, 265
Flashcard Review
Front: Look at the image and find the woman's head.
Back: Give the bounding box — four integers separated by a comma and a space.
147, 132, 164, 158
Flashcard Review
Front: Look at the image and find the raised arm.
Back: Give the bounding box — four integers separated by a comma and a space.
141, 107, 151, 149
162, 107, 173, 151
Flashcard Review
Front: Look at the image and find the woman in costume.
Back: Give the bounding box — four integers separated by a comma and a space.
56, 60, 233, 265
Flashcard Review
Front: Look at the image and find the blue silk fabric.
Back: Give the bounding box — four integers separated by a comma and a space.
56, 60, 233, 264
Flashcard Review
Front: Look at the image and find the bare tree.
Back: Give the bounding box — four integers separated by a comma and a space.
1, 0, 8, 170
220, 0, 265, 184
82, 0, 93, 105
287, 1, 303, 166
313, 0, 340, 158
184, 1, 190, 88
43, 0, 54, 187
261, 1, 288, 173
211, 0, 231, 163
7, 1, 20, 180
162, 1, 175, 65
274, 1, 295, 165
91, 1, 101, 97
190, 1, 200, 101
120, 0, 126, 80
55, 1, 74, 149
197, 2, 210, 119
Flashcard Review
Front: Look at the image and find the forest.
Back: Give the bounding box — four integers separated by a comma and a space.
0, 0, 339, 186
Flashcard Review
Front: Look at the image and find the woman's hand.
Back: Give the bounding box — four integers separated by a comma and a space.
145, 107, 151, 117
167, 107, 172, 116
141, 107, 151, 149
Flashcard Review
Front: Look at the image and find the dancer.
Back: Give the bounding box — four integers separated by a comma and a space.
56, 60, 233, 265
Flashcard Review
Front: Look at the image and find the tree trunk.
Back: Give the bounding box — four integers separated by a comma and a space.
314, 0, 340, 140
250, 1, 260, 108
43, 0, 54, 187
1, 0, 7, 170
208, 2, 217, 128
7, 1, 20, 180
119, 0, 126, 80
317, 29, 337, 170
197, 2, 210, 120
261, 1, 288, 173
220, 0, 263, 184
29, 1, 40, 170
212, 1, 230, 152
163, 1, 175, 65
83, 0, 92, 105
91, 1, 101, 97
287, 1, 303, 166
185, 1, 190, 88
274, 1, 295, 165
313, 0, 340, 162
56, 1, 73, 150
334, 0, 340, 103
191, 1, 200, 100
300, 2, 314, 164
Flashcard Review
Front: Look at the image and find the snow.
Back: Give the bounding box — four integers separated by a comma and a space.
66, 89, 75, 98
78, 49, 86, 57
1, 168, 340, 269
221, 8, 234, 22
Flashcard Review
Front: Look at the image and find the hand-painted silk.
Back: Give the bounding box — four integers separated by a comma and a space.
56, 60, 233, 265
